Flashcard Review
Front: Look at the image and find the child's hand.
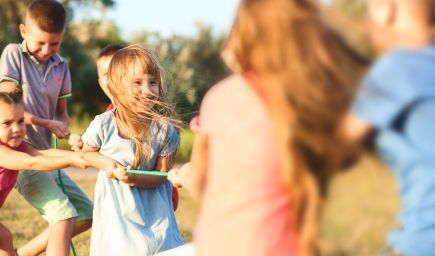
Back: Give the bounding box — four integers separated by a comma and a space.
70, 153, 88, 169
68, 133, 84, 152
47, 119, 70, 139
168, 162, 192, 189
106, 162, 130, 183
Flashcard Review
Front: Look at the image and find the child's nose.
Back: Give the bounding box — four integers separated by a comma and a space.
141, 84, 151, 94
41, 45, 53, 55
12, 124, 21, 133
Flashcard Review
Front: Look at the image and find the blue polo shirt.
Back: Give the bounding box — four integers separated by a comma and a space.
352, 45, 435, 255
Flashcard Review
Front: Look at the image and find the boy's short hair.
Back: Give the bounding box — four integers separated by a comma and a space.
27, 0, 67, 33
97, 44, 126, 60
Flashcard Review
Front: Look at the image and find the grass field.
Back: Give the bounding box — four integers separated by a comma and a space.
0, 156, 399, 256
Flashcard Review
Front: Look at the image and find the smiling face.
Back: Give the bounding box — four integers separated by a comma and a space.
128, 72, 160, 110
0, 101, 25, 148
19, 16, 63, 64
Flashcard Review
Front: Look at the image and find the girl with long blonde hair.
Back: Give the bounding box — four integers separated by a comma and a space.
168, 0, 367, 255
82, 45, 184, 255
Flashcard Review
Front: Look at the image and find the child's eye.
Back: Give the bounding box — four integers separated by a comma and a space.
2, 121, 11, 126
18, 118, 25, 125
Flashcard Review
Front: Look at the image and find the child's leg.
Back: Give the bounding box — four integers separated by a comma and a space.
16, 219, 91, 256
46, 218, 74, 256
0, 222, 14, 256
14, 171, 80, 256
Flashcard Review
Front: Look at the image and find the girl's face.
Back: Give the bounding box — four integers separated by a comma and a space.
0, 102, 25, 148
129, 72, 160, 110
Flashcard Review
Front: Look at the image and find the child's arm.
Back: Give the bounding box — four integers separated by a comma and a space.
24, 112, 69, 139
168, 133, 208, 201
81, 144, 129, 181
337, 113, 375, 168
0, 144, 87, 171
126, 153, 175, 188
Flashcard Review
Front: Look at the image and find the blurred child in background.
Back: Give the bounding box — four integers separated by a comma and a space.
339, 0, 435, 255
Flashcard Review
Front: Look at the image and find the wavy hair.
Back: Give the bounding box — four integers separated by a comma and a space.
107, 45, 181, 168
223, 0, 368, 254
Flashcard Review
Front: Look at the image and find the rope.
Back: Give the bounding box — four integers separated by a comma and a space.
53, 137, 78, 256
125, 170, 168, 177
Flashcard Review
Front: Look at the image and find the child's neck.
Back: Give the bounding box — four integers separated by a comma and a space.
116, 118, 151, 141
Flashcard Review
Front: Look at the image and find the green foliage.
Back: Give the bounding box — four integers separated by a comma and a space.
332, 0, 367, 20
175, 129, 194, 163
0, 0, 230, 157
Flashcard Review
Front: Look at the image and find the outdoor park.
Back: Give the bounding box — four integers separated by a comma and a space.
0, 0, 415, 255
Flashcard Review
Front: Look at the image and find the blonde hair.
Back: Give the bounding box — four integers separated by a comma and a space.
107, 45, 181, 168
225, 0, 367, 254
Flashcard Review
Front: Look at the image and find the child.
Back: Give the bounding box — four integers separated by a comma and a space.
69, 43, 180, 211
0, 1, 93, 255
0, 85, 87, 256
339, 0, 435, 255
68, 44, 125, 151
167, 0, 367, 255
81, 45, 183, 255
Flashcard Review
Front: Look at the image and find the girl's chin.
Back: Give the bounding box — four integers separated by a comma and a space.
8, 138, 24, 148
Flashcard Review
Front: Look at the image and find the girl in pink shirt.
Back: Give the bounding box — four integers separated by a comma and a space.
0, 85, 86, 256
168, 0, 366, 255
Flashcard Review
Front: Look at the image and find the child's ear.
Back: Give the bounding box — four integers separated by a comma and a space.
19, 24, 27, 39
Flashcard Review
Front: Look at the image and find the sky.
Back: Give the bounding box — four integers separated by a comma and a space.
74, 0, 240, 39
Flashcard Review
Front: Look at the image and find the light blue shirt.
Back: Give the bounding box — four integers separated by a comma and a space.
82, 110, 183, 256
352, 45, 435, 255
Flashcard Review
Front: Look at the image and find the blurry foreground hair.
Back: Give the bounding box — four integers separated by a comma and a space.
224, 0, 368, 254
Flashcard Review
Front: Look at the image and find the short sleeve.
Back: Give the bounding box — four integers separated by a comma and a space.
159, 124, 180, 156
0, 44, 22, 85
351, 52, 417, 129
58, 62, 72, 99
82, 115, 104, 149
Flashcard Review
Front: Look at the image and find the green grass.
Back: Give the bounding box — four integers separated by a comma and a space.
0, 156, 399, 255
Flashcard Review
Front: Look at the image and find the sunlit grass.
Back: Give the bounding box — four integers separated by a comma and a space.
1, 156, 399, 256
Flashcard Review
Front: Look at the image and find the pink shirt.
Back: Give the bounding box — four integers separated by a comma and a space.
0, 142, 27, 207
194, 74, 298, 256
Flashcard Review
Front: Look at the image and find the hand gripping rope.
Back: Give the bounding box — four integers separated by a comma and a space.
52, 137, 166, 256
53, 137, 78, 256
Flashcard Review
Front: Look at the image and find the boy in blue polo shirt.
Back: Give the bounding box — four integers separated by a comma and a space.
339, 0, 435, 255
0, 1, 92, 255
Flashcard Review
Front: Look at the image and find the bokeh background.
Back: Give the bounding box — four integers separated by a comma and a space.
0, 1, 401, 255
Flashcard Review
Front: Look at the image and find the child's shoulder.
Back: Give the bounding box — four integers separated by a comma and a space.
1, 43, 21, 58
93, 110, 115, 128
373, 46, 435, 76
201, 74, 247, 109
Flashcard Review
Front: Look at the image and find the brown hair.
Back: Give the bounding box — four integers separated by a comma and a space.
107, 45, 181, 168
27, 0, 67, 33
97, 44, 126, 61
0, 85, 23, 105
225, 0, 367, 254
